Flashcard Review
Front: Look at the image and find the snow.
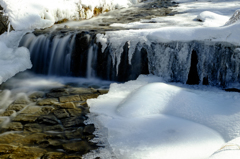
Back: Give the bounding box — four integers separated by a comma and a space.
0, 0, 139, 31
196, 11, 229, 27
87, 75, 240, 159
0, 31, 32, 85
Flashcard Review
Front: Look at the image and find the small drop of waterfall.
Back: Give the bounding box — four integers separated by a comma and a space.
19, 30, 240, 86
19, 31, 149, 82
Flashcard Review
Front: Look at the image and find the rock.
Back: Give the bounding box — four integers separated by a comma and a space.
59, 95, 81, 103
13, 95, 30, 105
42, 152, 65, 159
83, 124, 95, 135
53, 109, 70, 119
0, 133, 25, 144
41, 106, 55, 115
0, 7, 10, 35
61, 117, 85, 128
0, 118, 7, 125
28, 91, 45, 102
24, 123, 43, 132
38, 115, 59, 125
67, 108, 83, 117
7, 104, 27, 111
98, 89, 109, 94
2, 110, 16, 116
79, 93, 99, 101
43, 125, 64, 132
68, 87, 92, 94
2, 122, 23, 131
53, 102, 76, 109
63, 141, 93, 153
9, 146, 47, 159
50, 87, 68, 93
23, 133, 50, 145
19, 106, 43, 115
0, 144, 18, 154
46, 92, 69, 98
72, 101, 86, 107
65, 128, 83, 139
13, 114, 38, 122
64, 156, 82, 159
37, 98, 58, 106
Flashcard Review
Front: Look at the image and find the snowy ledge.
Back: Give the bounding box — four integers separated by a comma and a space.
0, 0, 139, 85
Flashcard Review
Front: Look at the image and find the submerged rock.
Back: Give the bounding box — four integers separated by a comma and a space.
0, 84, 106, 158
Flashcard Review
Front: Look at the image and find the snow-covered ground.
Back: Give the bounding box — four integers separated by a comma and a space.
86, 75, 240, 159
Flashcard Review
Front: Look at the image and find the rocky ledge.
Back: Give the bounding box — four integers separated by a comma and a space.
0, 86, 108, 159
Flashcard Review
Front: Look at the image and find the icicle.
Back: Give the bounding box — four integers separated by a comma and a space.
7, 22, 10, 36
87, 46, 93, 78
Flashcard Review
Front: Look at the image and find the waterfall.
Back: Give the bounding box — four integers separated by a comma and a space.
19, 31, 149, 82
19, 30, 240, 86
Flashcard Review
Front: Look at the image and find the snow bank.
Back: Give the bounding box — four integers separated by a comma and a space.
0, 0, 139, 30
0, 31, 32, 85
87, 75, 240, 158
196, 11, 229, 27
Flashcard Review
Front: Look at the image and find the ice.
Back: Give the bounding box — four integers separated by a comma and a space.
225, 9, 240, 26
86, 75, 240, 158
0, 31, 32, 85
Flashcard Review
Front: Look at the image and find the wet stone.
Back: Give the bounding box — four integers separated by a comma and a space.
2, 122, 23, 131
68, 87, 92, 94
41, 106, 55, 115
73, 101, 86, 107
83, 124, 95, 135
54, 102, 76, 109
42, 152, 65, 159
28, 91, 45, 102
37, 98, 59, 106
79, 93, 99, 101
63, 141, 93, 153
65, 128, 83, 139
59, 95, 81, 103
61, 116, 85, 128
0, 144, 18, 154
46, 92, 69, 98
24, 123, 43, 132
98, 89, 109, 94
2, 110, 16, 116
7, 104, 27, 111
19, 106, 43, 115
0, 133, 25, 144
43, 125, 64, 132
9, 146, 47, 159
38, 115, 59, 125
67, 108, 83, 117
13, 114, 38, 122
53, 109, 70, 119
13, 96, 30, 105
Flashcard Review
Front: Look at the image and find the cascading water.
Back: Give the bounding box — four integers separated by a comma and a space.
19, 31, 150, 82
19, 30, 240, 86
